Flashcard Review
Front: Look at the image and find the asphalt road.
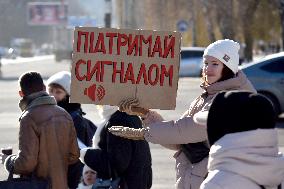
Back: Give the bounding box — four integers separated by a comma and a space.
0, 56, 283, 189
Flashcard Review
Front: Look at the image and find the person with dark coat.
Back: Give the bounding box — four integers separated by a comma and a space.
47, 71, 97, 189
80, 105, 152, 189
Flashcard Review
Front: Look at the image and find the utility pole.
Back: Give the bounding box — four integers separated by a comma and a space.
105, 0, 111, 27
191, 0, 197, 46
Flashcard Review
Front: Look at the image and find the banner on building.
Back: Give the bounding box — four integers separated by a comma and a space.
71, 27, 181, 110
27, 2, 68, 26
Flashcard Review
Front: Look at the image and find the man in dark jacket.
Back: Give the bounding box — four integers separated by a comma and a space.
81, 107, 152, 189
0, 71, 79, 189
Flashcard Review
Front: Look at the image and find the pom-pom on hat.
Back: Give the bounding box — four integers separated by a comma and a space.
203, 39, 240, 74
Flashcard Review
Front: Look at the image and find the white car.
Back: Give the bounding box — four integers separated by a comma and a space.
179, 47, 205, 77
240, 52, 284, 115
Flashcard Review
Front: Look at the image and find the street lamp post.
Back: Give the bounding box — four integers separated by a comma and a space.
105, 0, 111, 28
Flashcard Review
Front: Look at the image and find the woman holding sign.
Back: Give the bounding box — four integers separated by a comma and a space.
109, 39, 256, 189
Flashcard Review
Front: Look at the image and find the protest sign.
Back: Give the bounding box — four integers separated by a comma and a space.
71, 27, 181, 109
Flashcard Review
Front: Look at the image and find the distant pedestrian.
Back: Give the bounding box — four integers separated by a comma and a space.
198, 91, 284, 189
47, 71, 97, 189
0, 71, 79, 189
110, 39, 256, 189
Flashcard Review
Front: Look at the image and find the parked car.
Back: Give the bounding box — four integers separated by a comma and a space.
179, 47, 205, 77
0, 46, 17, 59
10, 38, 35, 57
240, 52, 284, 116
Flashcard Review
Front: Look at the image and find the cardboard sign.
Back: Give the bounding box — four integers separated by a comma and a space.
71, 27, 181, 109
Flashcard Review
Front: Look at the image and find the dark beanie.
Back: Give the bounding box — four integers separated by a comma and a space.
207, 91, 276, 146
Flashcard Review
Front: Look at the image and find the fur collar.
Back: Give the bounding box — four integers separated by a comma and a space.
19, 91, 55, 111
18, 91, 56, 121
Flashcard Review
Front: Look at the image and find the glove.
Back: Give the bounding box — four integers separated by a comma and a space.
119, 98, 149, 117
108, 126, 148, 140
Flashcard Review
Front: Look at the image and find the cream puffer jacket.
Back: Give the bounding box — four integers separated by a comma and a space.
200, 129, 284, 189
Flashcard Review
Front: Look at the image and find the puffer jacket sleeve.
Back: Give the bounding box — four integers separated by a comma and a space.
13, 116, 39, 174
143, 111, 180, 150
143, 93, 211, 145
68, 121, 80, 164
144, 109, 208, 145
144, 117, 207, 144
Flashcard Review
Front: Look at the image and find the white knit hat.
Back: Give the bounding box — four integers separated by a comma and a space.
82, 165, 96, 175
203, 39, 240, 74
46, 71, 71, 95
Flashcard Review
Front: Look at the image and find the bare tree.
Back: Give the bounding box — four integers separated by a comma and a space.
215, 0, 235, 39
201, 0, 216, 42
238, 0, 260, 61
276, 0, 284, 49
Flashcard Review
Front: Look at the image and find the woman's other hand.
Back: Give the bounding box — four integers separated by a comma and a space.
119, 98, 149, 117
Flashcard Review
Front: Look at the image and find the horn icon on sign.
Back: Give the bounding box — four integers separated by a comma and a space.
84, 84, 106, 102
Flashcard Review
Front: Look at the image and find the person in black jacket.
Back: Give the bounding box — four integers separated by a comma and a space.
80, 105, 152, 189
47, 71, 97, 189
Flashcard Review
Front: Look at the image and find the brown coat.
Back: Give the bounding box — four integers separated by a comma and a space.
12, 92, 79, 189
144, 71, 256, 189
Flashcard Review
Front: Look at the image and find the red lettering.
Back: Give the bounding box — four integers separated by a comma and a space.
77, 31, 89, 53
160, 65, 173, 86
87, 60, 100, 81
117, 33, 128, 55
75, 59, 87, 81
136, 63, 148, 85
164, 36, 175, 58
89, 32, 95, 53
94, 33, 106, 54
140, 35, 152, 57
112, 62, 125, 83
127, 34, 139, 56
148, 64, 159, 86
100, 61, 112, 82
106, 32, 117, 54
124, 63, 135, 84
151, 36, 162, 57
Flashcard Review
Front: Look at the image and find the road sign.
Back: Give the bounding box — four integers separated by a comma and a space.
177, 20, 188, 32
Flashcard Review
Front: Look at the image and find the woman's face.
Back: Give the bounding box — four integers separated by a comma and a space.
48, 86, 67, 102
83, 170, 97, 186
202, 55, 224, 84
